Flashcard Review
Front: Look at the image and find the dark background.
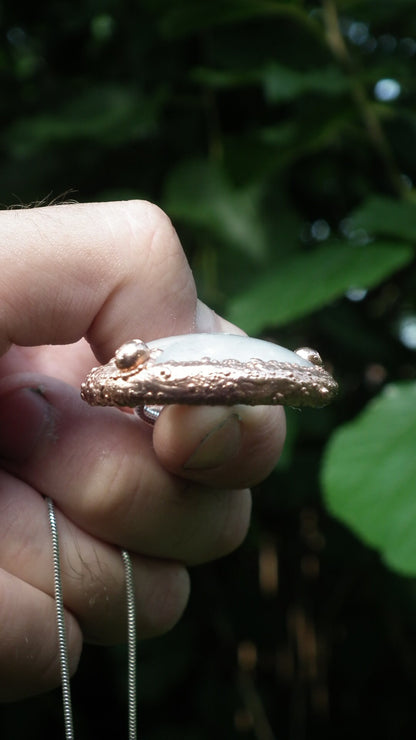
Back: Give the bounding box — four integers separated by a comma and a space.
2, 1, 416, 738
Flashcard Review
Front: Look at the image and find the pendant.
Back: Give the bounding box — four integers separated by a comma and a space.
81, 333, 337, 409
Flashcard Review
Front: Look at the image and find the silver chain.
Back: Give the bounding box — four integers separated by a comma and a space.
46, 497, 137, 740
121, 549, 137, 740
46, 496, 75, 740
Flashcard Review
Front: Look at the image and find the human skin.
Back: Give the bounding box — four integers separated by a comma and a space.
0, 201, 286, 701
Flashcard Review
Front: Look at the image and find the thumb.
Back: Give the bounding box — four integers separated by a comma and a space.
0, 201, 206, 361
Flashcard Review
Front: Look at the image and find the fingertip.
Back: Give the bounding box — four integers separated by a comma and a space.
153, 404, 286, 488
137, 559, 191, 638
194, 300, 246, 335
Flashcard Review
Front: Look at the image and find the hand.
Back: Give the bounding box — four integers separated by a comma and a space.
0, 201, 285, 700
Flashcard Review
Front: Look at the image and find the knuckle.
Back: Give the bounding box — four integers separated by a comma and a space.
122, 199, 197, 322
124, 200, 180, 259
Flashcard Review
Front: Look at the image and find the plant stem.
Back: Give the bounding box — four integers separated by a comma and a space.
322, 0, 407, 199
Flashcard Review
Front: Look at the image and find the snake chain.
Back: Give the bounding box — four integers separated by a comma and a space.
47, 497, 74, 740
121, 548, 137, 740
46, 497, 137, 740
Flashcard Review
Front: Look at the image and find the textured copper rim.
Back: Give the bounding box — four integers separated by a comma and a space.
81, 351, 338, 409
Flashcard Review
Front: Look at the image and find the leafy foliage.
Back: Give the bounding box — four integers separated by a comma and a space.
349, 194, 416, 241
323, 381, 416, 574
2, 1, 416, 739
228, 240, 414, 332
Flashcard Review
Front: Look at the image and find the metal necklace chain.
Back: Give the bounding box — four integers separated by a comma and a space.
121, 548, 137, 740
46, 497, 137, 740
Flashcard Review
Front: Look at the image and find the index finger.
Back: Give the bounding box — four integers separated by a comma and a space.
0, 201, 218, 360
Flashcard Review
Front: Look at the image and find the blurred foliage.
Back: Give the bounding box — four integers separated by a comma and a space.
2, 0, 416, 738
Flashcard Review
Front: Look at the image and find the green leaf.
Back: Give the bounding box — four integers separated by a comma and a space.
191, 63, 347, 102
190, 66, 259, 89
163, 159, 268, 259
227, 240, 413, 333
322, 381, 416, 575
349, 195, 416, 243
6, 85, 163, 157
144, 0, 312, 37
263, 62, 348, 102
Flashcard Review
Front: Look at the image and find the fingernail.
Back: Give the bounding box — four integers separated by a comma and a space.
183, 413, 242, 470
0, 386, 53, 462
